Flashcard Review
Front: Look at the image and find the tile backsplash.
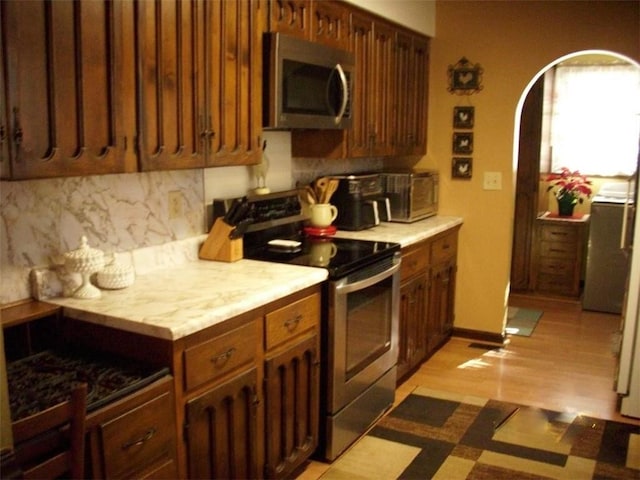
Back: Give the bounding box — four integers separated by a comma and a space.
1, 131, 381, 304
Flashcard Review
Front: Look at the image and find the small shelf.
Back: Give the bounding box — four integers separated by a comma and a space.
1, 301, 61, 329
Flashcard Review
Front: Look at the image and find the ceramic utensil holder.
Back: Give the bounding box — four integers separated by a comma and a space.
199, 218, 243, 262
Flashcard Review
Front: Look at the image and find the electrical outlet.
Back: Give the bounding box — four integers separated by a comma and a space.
168, 191, 183, 219
483, 172, 502, 191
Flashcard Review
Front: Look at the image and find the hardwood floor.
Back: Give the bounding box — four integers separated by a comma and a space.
296, 293, 640, 479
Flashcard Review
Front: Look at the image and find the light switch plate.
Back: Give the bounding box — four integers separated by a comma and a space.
483, 172, 502, 190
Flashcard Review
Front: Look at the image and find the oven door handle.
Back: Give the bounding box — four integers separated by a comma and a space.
335, 260, 400, 294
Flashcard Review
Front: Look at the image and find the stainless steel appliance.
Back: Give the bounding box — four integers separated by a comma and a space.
583, 182, 634, 313
330, 173, 391, 231
381, 169, 439, 222
241, 190, 401, 461
610, 175, 640, 419
263, 33, 354, 130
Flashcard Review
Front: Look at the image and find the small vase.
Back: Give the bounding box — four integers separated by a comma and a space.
557, 194, 576, 217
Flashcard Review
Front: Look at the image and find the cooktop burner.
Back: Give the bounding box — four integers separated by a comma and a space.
246, 235, 400, 278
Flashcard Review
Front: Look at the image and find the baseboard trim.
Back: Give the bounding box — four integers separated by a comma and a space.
452, 327, 505, 345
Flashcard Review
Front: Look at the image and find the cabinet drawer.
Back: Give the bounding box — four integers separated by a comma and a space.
184, 321, 257, 391
540, 241, 578, 259
99, 390, 175, 479
431, 231, 458, 264
537, 257, 574, 276
536, 273, 576, 295
540, 225, 578, 243
265, 293, 320, 351
401, 243, 430, 281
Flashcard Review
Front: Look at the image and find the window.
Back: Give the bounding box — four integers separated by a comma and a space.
546, 63, 640, 177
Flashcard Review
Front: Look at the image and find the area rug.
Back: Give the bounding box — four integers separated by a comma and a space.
506, 307, 543, 337
320, 387, 640, 479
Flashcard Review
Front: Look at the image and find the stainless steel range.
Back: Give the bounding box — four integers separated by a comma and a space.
234, 190, 401, 461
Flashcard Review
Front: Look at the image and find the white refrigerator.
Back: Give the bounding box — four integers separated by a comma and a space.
617, 178, 640, 418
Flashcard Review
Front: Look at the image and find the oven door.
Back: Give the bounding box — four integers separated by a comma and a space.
327, 252, 401, 414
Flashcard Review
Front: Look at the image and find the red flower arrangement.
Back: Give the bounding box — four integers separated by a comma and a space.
546, 167, 593, 205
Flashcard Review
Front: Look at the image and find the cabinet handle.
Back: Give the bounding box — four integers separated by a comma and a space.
122, 427, 156, 450
284, 314, 303, 331
12, 107, 23, 153
0, 124, 4, 162
211, 347, 236, 366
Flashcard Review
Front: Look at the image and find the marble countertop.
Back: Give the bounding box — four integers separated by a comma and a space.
48, 215, 463, 341
50, 260, 328, 341
334, 215, 463, 246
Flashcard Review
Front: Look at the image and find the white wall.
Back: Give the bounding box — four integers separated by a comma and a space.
343, 0, 436, 36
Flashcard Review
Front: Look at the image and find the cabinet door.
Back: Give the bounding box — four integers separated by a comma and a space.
186, 367, 260, 480
347, 12, 373, 158
136, 0, 205, 171
429, 260, 456, 354
207, 0, 262, 166
268, 0, 310, 41
395, 31, 429, 156
1, 0, 134, 179
264, 334, 319, 479
397, 274, 429, 382
369, 21, 396, 157
310, 0, 349, 50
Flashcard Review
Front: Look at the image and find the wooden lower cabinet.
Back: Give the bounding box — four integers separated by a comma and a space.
429, 259, 456, 353
532, 216, 589, 298
179, 286, 321, 479
185, 368, 260, 480
396, 227, 459, 384
397, 273, 429, 381
86, 376, 178, 479
264, 334, 319, 479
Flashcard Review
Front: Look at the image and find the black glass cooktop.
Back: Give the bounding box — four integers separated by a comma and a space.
245, 236, 400, 278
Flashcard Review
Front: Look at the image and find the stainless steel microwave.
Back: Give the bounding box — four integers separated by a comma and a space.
381, 169, 439, 222
263, 33, 354, 130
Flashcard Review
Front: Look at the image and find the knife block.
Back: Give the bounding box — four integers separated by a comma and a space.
199, 218, 243, 262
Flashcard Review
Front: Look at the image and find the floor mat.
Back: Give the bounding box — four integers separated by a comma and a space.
506, 307, 543, 337
320, 388, 640, 480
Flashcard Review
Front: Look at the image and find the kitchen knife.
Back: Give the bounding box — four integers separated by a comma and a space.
224, 198, 242, 225
229, 198, 251, 225
229, 218, 253, 239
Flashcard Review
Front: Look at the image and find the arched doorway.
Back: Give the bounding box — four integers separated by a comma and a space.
510, 50, 640, 297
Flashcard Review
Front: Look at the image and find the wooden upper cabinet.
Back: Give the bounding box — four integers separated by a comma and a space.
348, 13, 395, 158
137, 0, 262, 171
0, 0, 136, 180
207, 0, 263, 167
268, 0, 348, 50
268, 0, 310, 41
310, 0, 349, 50
136, 0, 205, 171
395, 31, 429, 156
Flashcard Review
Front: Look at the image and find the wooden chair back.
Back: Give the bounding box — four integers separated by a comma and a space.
11, 383, 88, 480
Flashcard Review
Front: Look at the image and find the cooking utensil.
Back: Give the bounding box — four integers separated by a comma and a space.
323, 178, 339, 204
304, 185, 317, 205
314, 177, 329, 202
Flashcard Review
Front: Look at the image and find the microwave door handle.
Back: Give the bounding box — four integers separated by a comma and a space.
334, 63, 349, 125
